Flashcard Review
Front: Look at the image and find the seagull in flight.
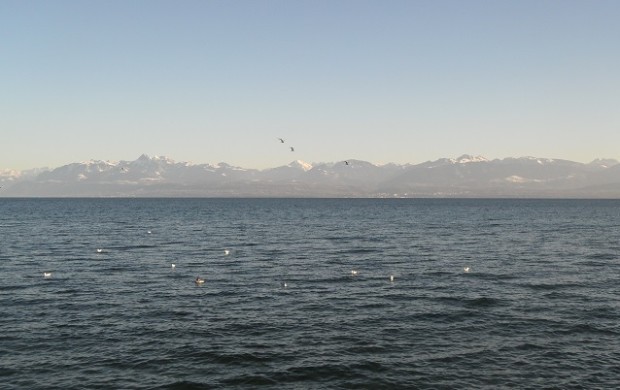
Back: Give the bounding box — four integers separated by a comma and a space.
277, 138, 285, 143
344, 161, 349, 165
290, 147, 295, 152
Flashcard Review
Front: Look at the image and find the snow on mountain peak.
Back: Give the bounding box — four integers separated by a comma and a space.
589, 158, 619, 168
134, 154, 176, 163
289, 160, 313, 171
455, 154, 488, 164
517, 156, 555, 164
0, 169, 23, 180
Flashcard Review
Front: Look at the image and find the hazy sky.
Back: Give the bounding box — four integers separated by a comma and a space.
2, 0, 619, 170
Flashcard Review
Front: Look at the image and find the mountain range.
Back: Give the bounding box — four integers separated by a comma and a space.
1, 154, 620, 197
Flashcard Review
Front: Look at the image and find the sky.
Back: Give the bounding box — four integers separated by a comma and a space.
2, 0, 619, 171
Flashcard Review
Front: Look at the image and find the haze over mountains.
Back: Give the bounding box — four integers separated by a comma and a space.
1, 154, 620, 198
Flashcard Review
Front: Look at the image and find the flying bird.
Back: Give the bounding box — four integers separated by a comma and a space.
290, 147, 295, 152
278, 138, 285, 143
344, 161, 349, 165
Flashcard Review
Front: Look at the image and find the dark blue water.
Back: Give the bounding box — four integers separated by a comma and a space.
1, 199, 619, 389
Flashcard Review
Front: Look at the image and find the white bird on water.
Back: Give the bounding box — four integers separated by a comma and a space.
463, 267, 470, 273
195, 277, 205, 285
96, 248, 103, 253
147, 230, 152, 234
171, 263, 176, 269
43, 272, 52, 278
351, 270, 358, 276
224, 249, 230, 255
390, 275, 395, 282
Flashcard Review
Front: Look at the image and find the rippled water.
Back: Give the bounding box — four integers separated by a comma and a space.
1, 198, 619, 389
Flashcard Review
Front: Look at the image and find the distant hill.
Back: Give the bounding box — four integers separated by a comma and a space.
2, 154, 620, 198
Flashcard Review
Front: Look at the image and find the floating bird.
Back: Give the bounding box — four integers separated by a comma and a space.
463, 267, 470, 273
195, 277, 205, 284
290, 147, 295, 152
344, 161, 349, 165
147, 230, 152, 234
96, 248, 103, 253
351, 270, 358, 276
171, 263, 176, 269
277, 138, 285, 143
224, 249, 230, 255
390, 275, 394, 282
283, 282, 288, 288
121, 167, 128, 172
43, 272, 52, 278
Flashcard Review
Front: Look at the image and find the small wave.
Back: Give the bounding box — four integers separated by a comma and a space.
336, 248, 380, 254
346, 344, 387, 354
465, 297, 502, 307
149, 381, 214, 390
524, 282, 587, 290
170, 310, 194, 317
542, 291, 587, 300
0, 285, 29, 292
220, 374, 278, 387
577, 260, 617, 267
563, 323, 619, 336
161, 240, 189, 246
100, 266, 134, 272
513, 342, 546, 351
181, 349, 276, 365
436, 296, 502, 308
115, 244, 159, 250
274, 363, 354, 383
0, 367, 18, 376
474, 273, 518, 281
57, 288, 81, 294
422, 270, 453, 277
585, 253, 617, 261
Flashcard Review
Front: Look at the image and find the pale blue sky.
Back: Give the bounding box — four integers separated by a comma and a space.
2, 0, 619, 170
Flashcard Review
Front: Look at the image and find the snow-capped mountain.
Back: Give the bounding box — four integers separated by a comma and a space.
1, 154, 619, 197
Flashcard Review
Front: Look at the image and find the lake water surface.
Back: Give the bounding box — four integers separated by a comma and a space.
1, 198, 619, 389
